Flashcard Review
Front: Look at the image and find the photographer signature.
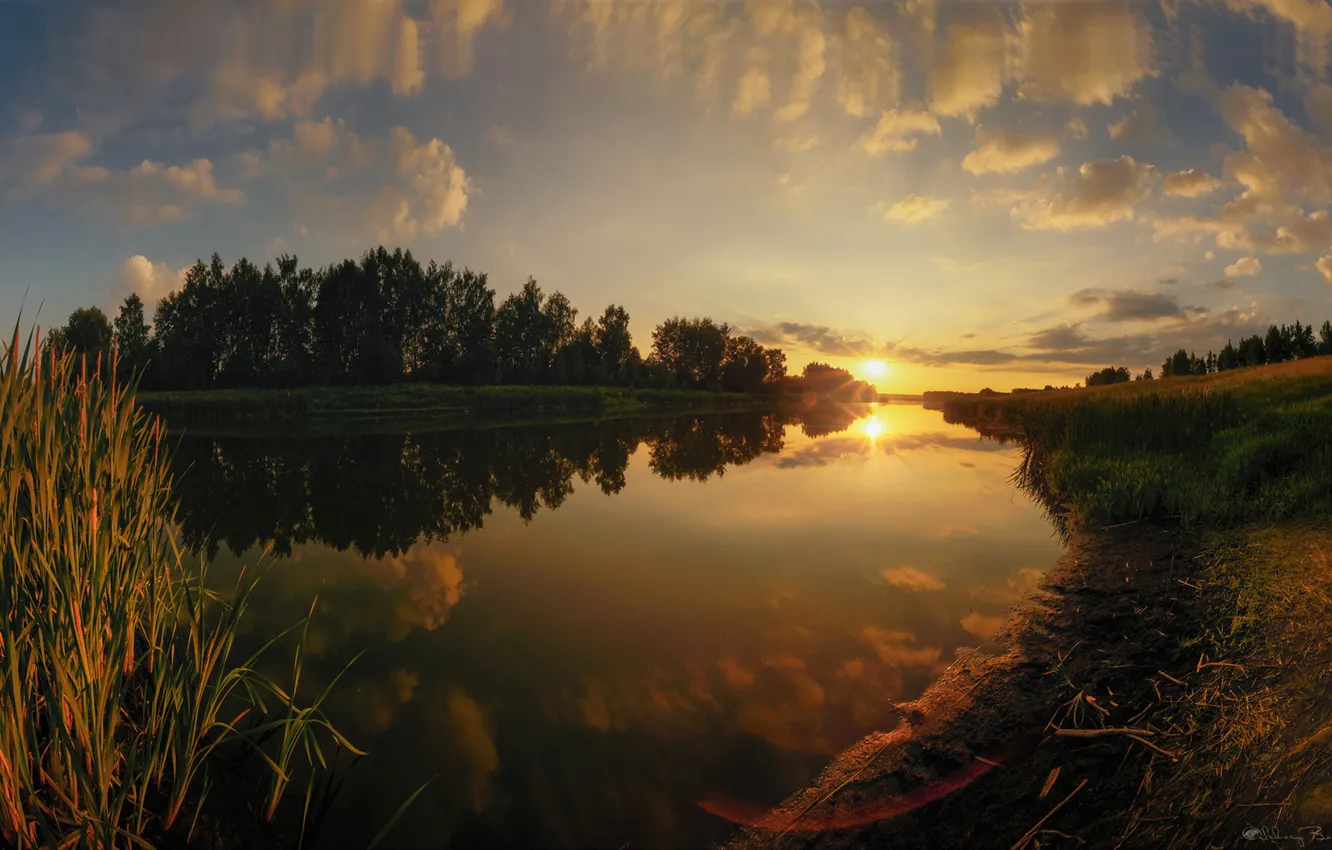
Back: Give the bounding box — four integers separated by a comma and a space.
1243, 826, 1332, 847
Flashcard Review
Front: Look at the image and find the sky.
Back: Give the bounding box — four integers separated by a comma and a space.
3, 0, 1332, 393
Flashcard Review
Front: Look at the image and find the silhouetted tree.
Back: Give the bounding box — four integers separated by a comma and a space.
650, 317, 731, 390
112, 294, 150, 378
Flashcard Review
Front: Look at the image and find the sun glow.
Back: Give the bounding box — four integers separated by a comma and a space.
862, 415, 885, 441
863, 360, 887, 379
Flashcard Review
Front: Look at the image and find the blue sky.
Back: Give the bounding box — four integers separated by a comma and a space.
3, 0, 1332, 392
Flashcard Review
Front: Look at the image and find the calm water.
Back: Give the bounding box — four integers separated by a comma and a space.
174, 403, 1062, 849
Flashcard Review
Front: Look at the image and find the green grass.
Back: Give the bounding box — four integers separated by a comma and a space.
136, 384, 784, 424
940, 358, 1332, 529
0, 330, 359, 848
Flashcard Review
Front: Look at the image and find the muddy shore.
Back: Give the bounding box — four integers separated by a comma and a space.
720, 520, 1332, 850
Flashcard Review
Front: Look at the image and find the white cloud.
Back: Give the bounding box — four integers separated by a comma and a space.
118, 255, 187, 305
961, 127, 1061, 175
1225, 256, 1262, 277
885, 194, 949, 223
369, 127, 471, 240
855, 108, 941, 156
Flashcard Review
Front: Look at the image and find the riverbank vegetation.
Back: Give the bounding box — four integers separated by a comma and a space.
0, 330, 360, 848
934, 356, 1332, 530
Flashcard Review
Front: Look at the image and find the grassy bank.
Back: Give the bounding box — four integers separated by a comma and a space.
0, 334, 360, 848
933, 357, 1332, 528
136, 384, 785, 424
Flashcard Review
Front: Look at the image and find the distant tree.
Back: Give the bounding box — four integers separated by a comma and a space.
1217, 340, 1239, 371
1085, 366, 1131, 387
1264, 324, 1288, 365
763, 347, 787, 383
1293, 320, 1319, 358
64, 306, 114, 370
1135, 368, 1153, 381
594, 304, 635, 386
1162, 348, 1190, 378
112, 294, 150, 377
1240, 334, 1267, 368
1205, 351, 1217, 374
1321, 321, 1332, 357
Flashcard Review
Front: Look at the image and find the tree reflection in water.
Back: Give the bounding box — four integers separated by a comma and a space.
170, 403, 861, 560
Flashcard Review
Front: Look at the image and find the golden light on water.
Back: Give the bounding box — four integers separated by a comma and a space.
862, 415, 884, 442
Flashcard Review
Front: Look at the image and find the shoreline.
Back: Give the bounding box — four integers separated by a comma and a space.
719, 518, 1332, 849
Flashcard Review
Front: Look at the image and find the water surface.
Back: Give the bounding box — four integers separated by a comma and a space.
176, 403, 1062, 849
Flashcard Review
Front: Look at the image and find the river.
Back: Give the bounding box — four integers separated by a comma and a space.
171, 402, 1063, 849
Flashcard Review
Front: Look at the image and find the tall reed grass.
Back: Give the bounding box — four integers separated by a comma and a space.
0, 327, 359, 848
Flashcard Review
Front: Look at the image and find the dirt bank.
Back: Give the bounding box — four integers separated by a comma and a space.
719, 520, 1332, 850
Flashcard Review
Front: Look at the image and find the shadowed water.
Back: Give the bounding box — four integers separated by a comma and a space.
173, 403, 1062, 849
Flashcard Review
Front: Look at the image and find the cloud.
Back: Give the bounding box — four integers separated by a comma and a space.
881, 566, 945, 592
1108, 102, 1171, 143
929, 10, 1007, 120
368, 127, 470, 239
1163, 168, 1223, 197
1318, 255, 1332, 283
961, 127, 1062, 176
854, 108, 941, 156
773, 11, 826, 122
1101, 290, 1188, 321
1246, 210, 1332, 254
118, 255, 188, 305
433, 0, 506, 77
884, 193, 949, 223
1217, 84, 1332, 205
0, 131, 106, 189
732, 63, 772, 117
834, 7, 899, 118
1016, 2, 1154, 106
1225, 256, 1262, 277
1003, 156, 1158, 231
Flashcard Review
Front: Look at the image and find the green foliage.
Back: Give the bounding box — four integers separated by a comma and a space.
990, 363, 1332, 529
0, 327, 358, 847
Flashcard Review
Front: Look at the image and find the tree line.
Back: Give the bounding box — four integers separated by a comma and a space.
42, 246, 874, 400
1082, 319, 1332, 387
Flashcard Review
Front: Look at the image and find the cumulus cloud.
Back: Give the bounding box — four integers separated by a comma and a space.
433, 0, 506, 78
884, 193, 949, 223
1163, 168, 1223, 197
961, 127, 1061, 175
854, 108, 941, 156
1217, 84, 1332, 206
1225, 256, 1262, 277
118, 255, 188, 305
368, 127, 470, 240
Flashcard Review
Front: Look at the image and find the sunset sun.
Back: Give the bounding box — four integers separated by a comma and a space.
863, 360, 888, 380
